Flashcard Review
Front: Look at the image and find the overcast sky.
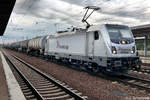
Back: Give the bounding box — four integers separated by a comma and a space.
1, 0, 150, 43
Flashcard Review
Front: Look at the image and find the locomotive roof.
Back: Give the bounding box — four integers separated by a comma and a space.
87, 24, 129, 32
49, 28, 87, 38
49, 25, 105, 38
87, 25, 102, 32
48, 24, 129, 38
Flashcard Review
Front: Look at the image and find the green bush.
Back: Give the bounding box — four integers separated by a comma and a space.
136, 42, 150, 50
136, 42, 144, 50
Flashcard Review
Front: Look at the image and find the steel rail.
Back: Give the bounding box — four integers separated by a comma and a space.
3, 52, 44, 100
119, 74, 150, 92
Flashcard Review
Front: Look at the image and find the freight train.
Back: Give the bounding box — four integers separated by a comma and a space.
5, 6, 141, 75
6, 24, 141, 75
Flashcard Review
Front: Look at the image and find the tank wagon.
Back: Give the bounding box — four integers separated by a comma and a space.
11, 42, 20, 51
20, 40, 29, 52
44, 24, 141, 75
28, 36, 47, 55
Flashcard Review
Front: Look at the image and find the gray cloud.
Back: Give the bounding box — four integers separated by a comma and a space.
12, 0, 150, 26
2, 0, 150, 42
61, 0, 150, 25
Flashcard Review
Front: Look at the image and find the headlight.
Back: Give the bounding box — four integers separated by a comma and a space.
112, 46, 117, 54
130, 50, 134, 54
131, 46, 135, 54
121, 40, 126, 44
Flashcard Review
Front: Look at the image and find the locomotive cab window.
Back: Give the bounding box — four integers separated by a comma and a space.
94, 31, 99, 40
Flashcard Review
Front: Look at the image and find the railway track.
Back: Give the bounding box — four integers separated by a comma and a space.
140, 68, 150, 74
93, 73, 150, 93
3, 51, 87, 100
131, 67, 150, 75
4, 49, 150, 98
27, 54, 150, 93
117, 74, 150, 92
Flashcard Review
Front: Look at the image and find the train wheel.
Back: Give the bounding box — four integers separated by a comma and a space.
92, 64, 99, 73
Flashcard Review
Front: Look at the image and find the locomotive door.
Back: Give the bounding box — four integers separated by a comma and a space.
87, 32, 94, 56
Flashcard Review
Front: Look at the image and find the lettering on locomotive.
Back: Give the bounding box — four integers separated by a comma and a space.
56, 40, 69, 50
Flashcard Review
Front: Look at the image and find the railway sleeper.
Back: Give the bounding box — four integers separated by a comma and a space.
20, 84, 28, 87
29, 78, 47, 81
39, 89, 62, 94
23, 91, 33, 96
142, 83, 149, 86
31, 80, 50, 83
44, 94, 71, 100
21, 85, 29, 89
34, 84, 55, 87
22, 89, 31, 93
33, 82, 53, 86
42, 91, 66, 97
37, 87, 59, 91
21, 87, 30, 90
27, 98, 38, 100
31, 80, 51, 83
34, 85, 55, 89
25, 95, 35, 99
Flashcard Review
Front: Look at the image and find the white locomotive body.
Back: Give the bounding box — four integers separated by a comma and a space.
45, 24, 140, 75
45, 29, 87, 57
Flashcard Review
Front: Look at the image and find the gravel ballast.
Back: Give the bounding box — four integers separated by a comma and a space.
130, 69, 150, 80
5, 49, 150, 100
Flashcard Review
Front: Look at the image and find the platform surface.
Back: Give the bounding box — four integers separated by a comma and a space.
0, 51, 9, 100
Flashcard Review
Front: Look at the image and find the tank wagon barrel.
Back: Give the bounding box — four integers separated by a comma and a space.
28, 36, 47, 55
10, 42, 20, 50
20, 40, 29, 52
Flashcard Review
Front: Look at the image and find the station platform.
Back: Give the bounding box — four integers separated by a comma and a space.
0, 51, 26, 100
140, 56, 150, 65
